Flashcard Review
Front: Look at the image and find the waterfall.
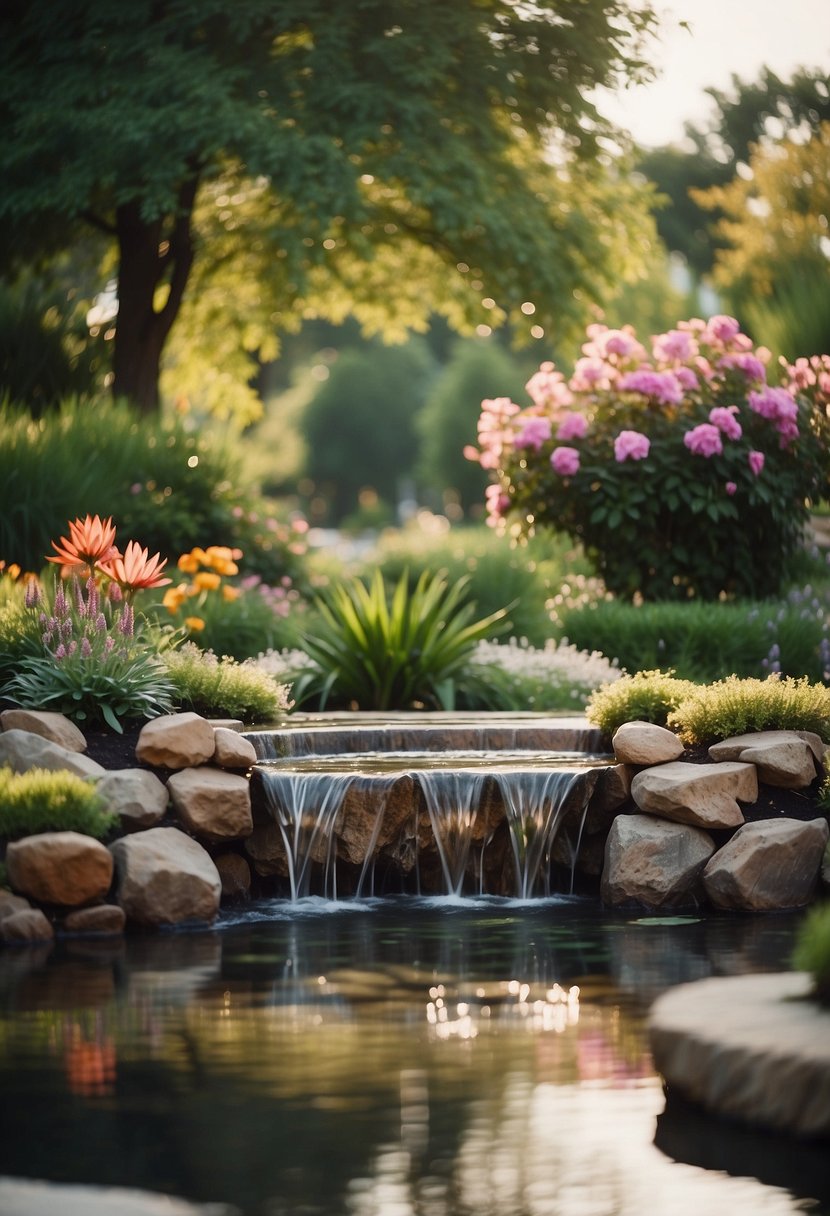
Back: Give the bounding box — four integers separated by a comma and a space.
418, 769, 489, 897
494, 768, 589, 899
259, 770, 355, 900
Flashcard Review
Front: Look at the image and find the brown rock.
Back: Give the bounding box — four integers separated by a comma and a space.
62, 904, 126, 936
703, 817, 830, 910
0, 709, 87, 753
612, 721, 685, 766
244, 822, 289, 877
212, 726, 257, 769
631, 761, 757, 829
582, 763, 633, 834
136, 712, 215, 768
0, 908, 54, 944
0, 889, 31, 921
0, 729, 104, 780
167, 767, 253, 842
601, 813, 716, 908
214, 852, 252, 899
110, 827, 222, 926
6, 832, 114, 906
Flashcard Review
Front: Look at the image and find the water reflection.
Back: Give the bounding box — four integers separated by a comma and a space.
0, 901, 825, 1216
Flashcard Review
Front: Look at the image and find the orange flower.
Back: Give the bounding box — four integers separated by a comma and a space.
184, 616, 206, 631
46, 514, 118, 573
101, 540, 172, 592
221, 584, 242, 602
193, 571, 221, 592
177, 551, 202, 574
162, 584, 190, 613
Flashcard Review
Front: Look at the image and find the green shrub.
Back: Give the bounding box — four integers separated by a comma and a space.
586, 669, 697, 739
0, 575, 42, 682
293, 567, 509, 711
792, 903, 830, 1007
668, 675, 830, 745
0, 397, 307, 585
559, 586, 830, 683
165, 644, 292, 723
0, 767, 118, 841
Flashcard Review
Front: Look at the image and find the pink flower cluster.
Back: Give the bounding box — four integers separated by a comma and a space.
748, 386, 799, 446
614, 430, 650, 462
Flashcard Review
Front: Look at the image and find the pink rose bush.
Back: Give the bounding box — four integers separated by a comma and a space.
469, 315, 830, 599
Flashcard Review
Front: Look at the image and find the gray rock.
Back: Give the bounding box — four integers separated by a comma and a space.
0, 730, 104, 779
212, 726, 257, 769
709, 729, 824, 789
703, 817, 830, 910
0, 709, 87, 753
649, 972, 830, 1138
0, 890, 31, 921
62, 903, 126, 936
96, 768, 170, 831
601, 813, 716, 908
110, 827, 221, 926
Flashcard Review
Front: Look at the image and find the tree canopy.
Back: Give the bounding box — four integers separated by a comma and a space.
0, 0, 659, 415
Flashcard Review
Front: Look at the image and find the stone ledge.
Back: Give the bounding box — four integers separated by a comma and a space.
648, 972, 830, 1139
0, 1176, 237, 1215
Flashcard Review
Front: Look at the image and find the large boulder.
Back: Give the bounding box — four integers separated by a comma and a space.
110, 827, 221, 926
0, 709, 87, 753
708, 730, 824, 789
6, 832, 114, 906
601, 813, 716, 908
703, 817, 830, 910
630, 761, 757, 830
95, 769, 169, 832
0, 730, 104, 780
136, 713, 215, 769
612, 721, 685, 766
0, 908, 54, 944
167, 768, 253, 842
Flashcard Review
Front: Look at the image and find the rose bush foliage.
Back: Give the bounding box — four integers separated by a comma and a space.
470, 316, 830, 600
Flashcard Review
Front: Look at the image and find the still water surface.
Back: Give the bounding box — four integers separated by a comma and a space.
0, 898, 827, 1216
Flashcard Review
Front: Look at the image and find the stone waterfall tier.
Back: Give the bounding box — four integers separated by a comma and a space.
245, 713, 604, 759
248, 755, 610, 900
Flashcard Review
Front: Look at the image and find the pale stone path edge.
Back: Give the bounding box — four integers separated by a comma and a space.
648, 972, 830, 1139
0, 1176, 238, 1215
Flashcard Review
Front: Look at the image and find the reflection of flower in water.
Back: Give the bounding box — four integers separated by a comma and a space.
62, 1023, 117, 1098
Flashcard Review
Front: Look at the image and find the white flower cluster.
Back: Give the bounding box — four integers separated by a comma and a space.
470, 637, 620, 706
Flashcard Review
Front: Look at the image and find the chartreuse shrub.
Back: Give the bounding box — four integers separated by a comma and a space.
792, 903, 830, 1008
0, 767, 117, 841
667, 675, 830, 745
472, 314, 830, 600
585, 670, 696, 739
292, 568, 509, 711
164, 644, 292, 724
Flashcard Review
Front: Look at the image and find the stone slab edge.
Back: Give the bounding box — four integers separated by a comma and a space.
0, 1177, 238, 1216
648, 972, 830, 1139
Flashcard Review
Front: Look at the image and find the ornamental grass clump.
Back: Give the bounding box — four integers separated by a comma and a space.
470, 315, 830, 600
586, 669, 696, 739
667, 674, 830, 745
0, 767, 118, 841
293, 568, 510, 711
164, 643, 292, 723
0, 514, 177, 732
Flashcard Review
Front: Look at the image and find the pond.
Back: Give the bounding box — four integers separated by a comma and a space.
0, 897, 827, 1216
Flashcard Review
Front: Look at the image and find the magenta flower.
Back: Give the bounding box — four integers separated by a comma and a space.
653, 329, 697, 363
618, 369, 683, 405
514, 416, 552, 451
684, 424, 723, 457
718, 352, 766, 384
703, 315, 741, 345
551, 446, 580, 476
556, 412, 588, 441
748, 450, 765, 476
725, 482, 737, 496
709, 406, 742, 440
614, 430, 650, 462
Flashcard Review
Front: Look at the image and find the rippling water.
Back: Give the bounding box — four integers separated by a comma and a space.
0, 898, 826, 1216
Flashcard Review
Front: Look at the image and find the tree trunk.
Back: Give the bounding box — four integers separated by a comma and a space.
112, 177, 198, 414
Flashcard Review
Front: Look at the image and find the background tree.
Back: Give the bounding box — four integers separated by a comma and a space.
694, 123, 830, 357
0, 0, 658, 416
302, 339, 437, 525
